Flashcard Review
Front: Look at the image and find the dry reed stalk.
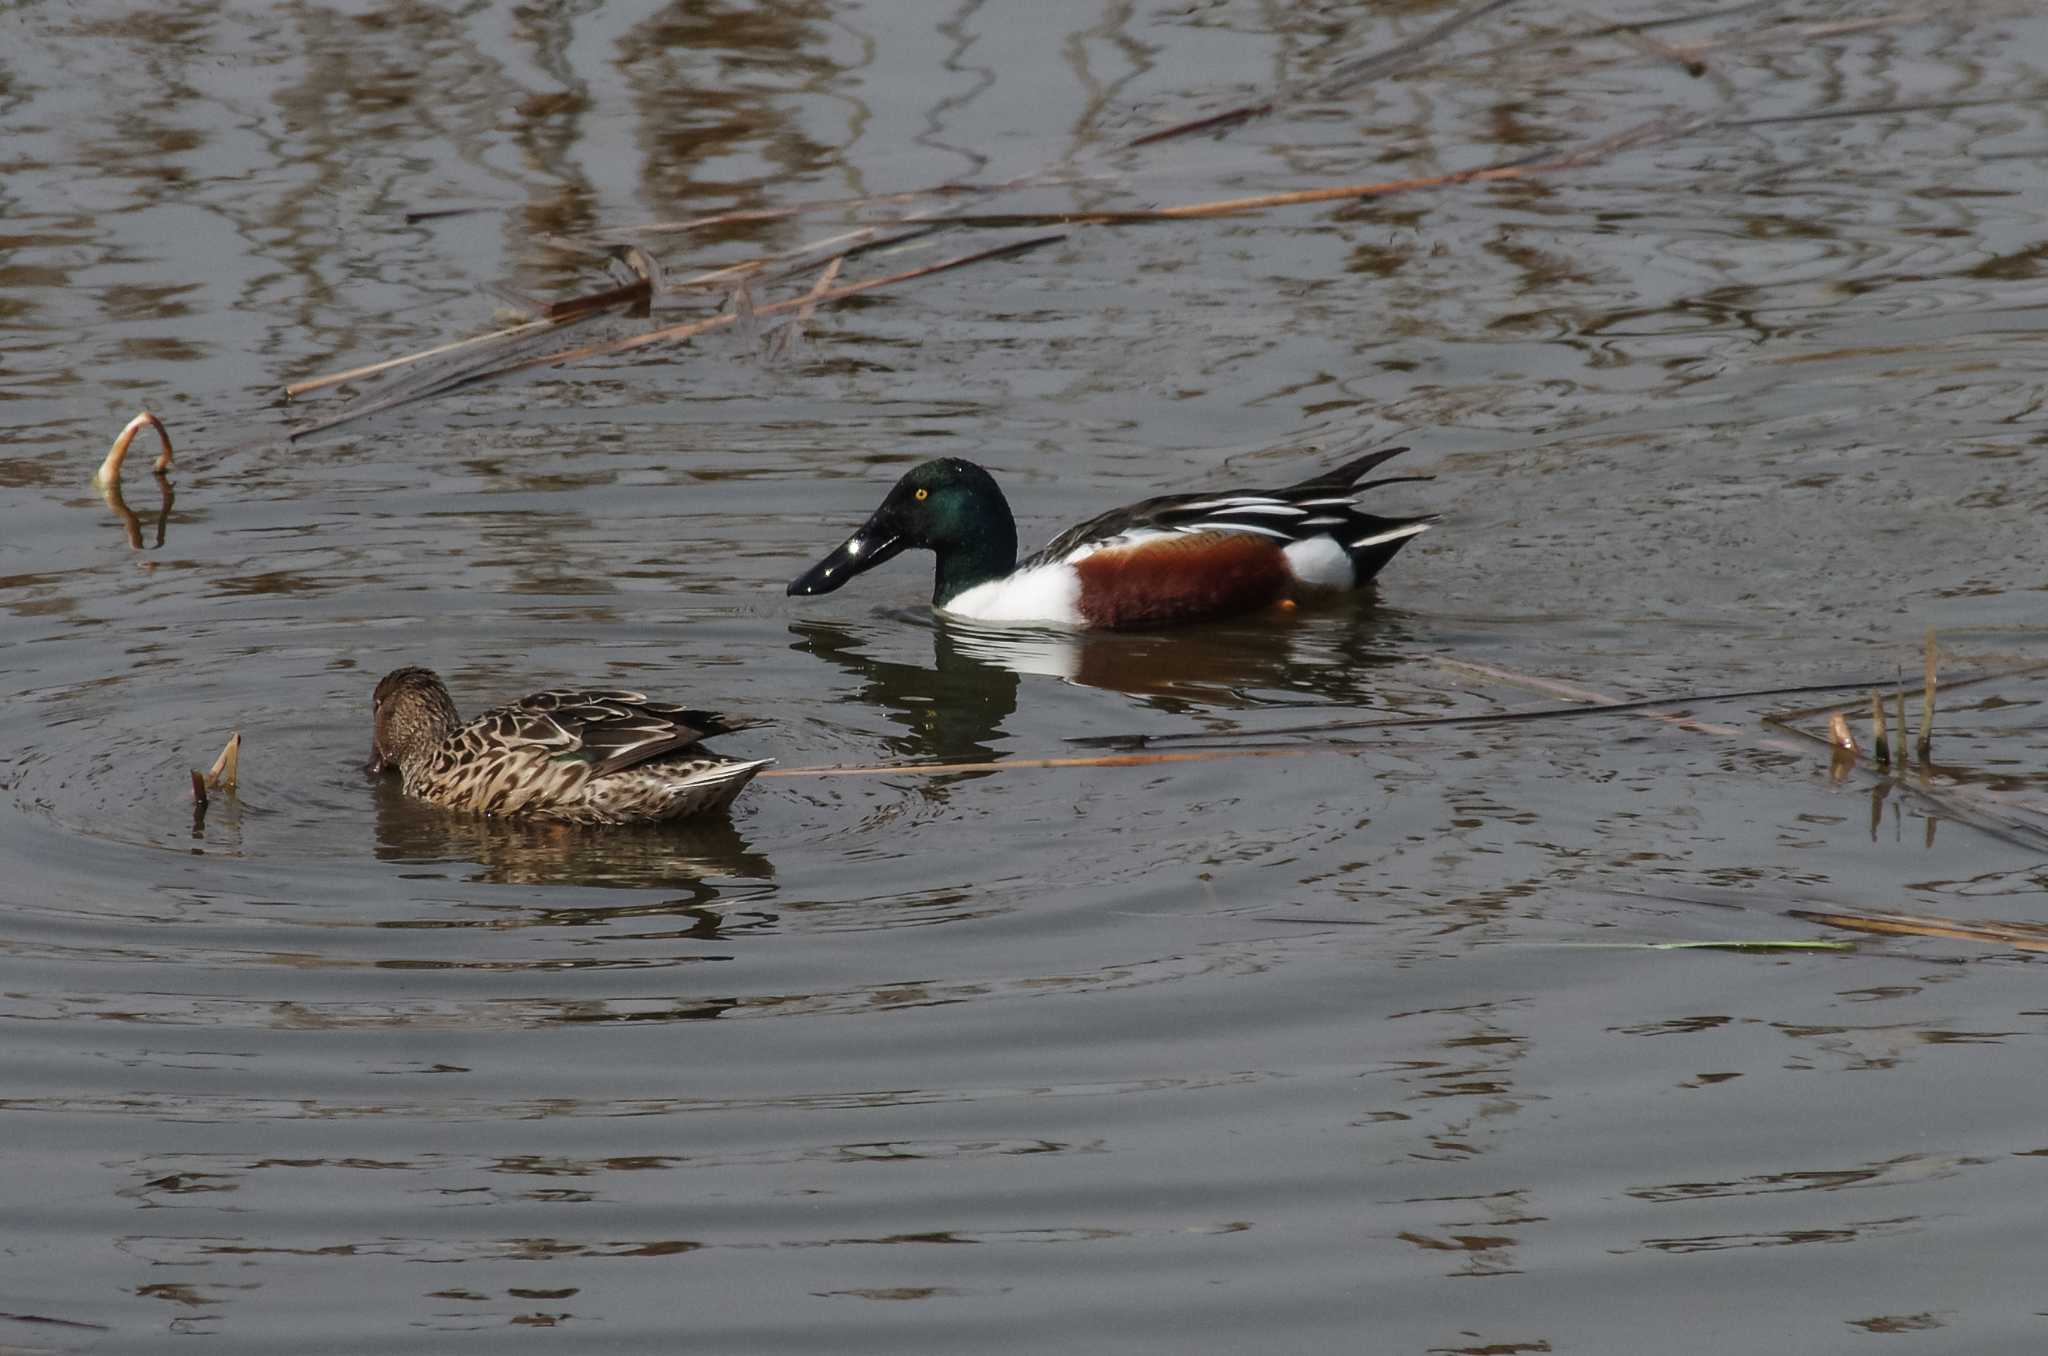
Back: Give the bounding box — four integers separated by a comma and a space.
542, 276, 651, 320
462, 237, 1051, 384
1763, 658, 2048, 730
766, 256, 845, 361
1791, 908, 2048, 954
1611, 26, 1711, 77
286, 312, 591, 399
657, 225, 919, 297
288, 233, 1060, 440
1918, 629, 1937, 758
1447, 0, 1778, 67
571, 185, 985, 246
1870, 691, 1889, 763
1533, 9, 1931, 78
1436, 656, 1743, 736
1128, 0, 1517, 148
936, 116, 1696, 229
1078, 676, 1899, 750
1826, 712, 1857, 751
759, 746, 1323, 779
94, 411, 173, 486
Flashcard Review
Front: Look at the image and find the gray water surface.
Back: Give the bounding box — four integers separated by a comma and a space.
6, 1, 2048, 1350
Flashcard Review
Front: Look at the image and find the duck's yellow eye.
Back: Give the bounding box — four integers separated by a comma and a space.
914, 488, 928, 501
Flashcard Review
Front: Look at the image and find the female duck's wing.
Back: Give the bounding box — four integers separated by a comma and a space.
479, 690, 761, 779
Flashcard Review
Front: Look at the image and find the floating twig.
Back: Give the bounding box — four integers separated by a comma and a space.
94, 411, 173, 487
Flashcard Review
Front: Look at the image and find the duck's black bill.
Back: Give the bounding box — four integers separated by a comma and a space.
787, 527, 905, 597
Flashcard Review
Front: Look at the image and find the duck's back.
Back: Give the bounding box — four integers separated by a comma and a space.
406, 689, 768, 824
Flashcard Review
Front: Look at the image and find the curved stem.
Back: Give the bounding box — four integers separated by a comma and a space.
94, 410, 174, 487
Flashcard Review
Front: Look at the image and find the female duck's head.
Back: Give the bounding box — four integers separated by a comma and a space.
367, 666, 461, 775
788, 458, 1019, 606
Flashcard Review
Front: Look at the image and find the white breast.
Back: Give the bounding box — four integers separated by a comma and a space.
942, 562, 1084, 625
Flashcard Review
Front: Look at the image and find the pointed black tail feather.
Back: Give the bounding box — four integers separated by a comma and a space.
1282, 445, 1412, 494
1344, 511, 1437, 585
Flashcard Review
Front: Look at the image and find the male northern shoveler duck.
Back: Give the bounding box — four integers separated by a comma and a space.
787, 447, 1435, 629
367, 667, 770, 825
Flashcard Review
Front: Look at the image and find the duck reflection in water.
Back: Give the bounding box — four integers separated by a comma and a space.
791, 616, 1023, 766
371, 773, 773, 890
791, 601, 1421, 761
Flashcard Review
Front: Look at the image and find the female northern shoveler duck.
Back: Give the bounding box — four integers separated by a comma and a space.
787, 447, 1435, 629
367, 667, 770, 825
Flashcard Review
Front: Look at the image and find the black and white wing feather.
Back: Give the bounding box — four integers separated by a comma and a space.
1024, 446, 1435, 566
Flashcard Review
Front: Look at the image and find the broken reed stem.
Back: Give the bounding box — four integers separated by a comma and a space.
206, 732, 241, 791
1896, 688, 1907, 765
1918, 629, 1937, 757
1870, 690, 1890, 764
1827, 712, 1857, 751
94, 411, 173, 486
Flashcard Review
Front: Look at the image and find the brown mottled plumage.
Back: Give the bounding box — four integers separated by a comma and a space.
367, 667, 770, 825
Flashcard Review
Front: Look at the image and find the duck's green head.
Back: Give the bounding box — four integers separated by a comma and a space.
788, 458, 1019, 606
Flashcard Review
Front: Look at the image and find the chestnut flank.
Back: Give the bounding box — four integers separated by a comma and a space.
1073, 532, 1292, 628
